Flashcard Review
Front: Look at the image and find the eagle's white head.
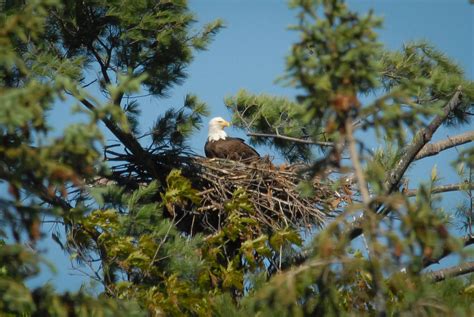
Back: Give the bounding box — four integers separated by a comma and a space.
208, 117, 230, 141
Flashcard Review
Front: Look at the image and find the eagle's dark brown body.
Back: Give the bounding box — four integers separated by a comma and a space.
205, 137, 260, 160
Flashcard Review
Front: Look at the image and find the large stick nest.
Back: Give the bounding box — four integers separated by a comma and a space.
103, 150, 347, 235
177, 156, 343, 234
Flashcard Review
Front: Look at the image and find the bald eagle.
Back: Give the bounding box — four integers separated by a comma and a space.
204, 117, 260, 160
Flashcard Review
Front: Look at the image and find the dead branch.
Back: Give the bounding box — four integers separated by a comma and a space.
415, 131, 474, 161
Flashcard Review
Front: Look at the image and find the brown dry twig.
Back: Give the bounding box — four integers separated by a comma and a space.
188, 157, 343, 234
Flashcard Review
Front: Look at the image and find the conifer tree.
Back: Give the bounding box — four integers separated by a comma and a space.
0, 0, 473, 316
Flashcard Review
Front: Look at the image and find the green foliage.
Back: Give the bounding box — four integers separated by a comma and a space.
46, 0, 223, 97
226, 0, 384, 159
217, 0, 474, 316
381, 41, 474, 118
431, 277, 474, 315
70, 181, 211, 315
152, 94, 209, 151
160, 169, 200, 216
366, 41, 474, 144
225, 90, 316, 162
0, 0, 104, 238
0, 241, 144, 316
0, 0, 221, 315
1, 0, 473, 316
286, 0, 382, 121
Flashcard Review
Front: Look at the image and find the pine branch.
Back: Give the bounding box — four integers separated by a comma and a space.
0, 168, 74, 211
385, 87, 463, 193
277, 89, 467, 268
415, 131, 474, 161
347, 87, 464, 240
425, 261, 474, 282
79, 98, 158, 177
247, 132, 334, 147
88, 44, 112, 85
406, 183, 474, 197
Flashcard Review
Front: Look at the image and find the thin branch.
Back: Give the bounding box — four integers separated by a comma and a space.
385, 87, 463, 193
425, 261, 474, 282
423, 235, 474, 268
406, 183, 474, 197
247, 132, 334, 147
345, 119, 370, 204
79, 98, 158, 177
142, 217, 176, 280
415, 131, 474, 161
345, 121, 386, 314
469, 168, 473, 236
81, 79, 97, 89
347, 87, 464, 240
87, 44, 111, 85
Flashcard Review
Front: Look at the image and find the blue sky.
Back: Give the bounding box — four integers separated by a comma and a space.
27, 0, 473, 292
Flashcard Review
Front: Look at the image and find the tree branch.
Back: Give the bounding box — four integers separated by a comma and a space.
425, 261, 474, 282
246, 132, 334, 147
345, 119, 387, 314
87, 44, 112, 85
345, 119, 370, 204
79, 98, 158, 177
385, 87, 463, 193
423, 235, 474, 268
406, 183, 474, 197
415, 131, 474, 161
347, 87, 464, 240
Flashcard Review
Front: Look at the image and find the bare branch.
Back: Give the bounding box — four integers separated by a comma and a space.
425, 261, 474, 282
415, 131, 474, 161
81, 79, 97, 89
247, 132, 334, 147
87, 44, 112, 85
406, 183, 474, 197
80, 98, 142, 155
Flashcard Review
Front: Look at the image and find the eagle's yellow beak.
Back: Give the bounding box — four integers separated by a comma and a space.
222, 120, 231, 128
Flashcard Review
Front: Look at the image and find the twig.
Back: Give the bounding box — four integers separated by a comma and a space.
345, 118, 386, 315
469, 168, 473, 236
406, 183, 474, 197
247, 132, 334, 147
189, 157, 337, 233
